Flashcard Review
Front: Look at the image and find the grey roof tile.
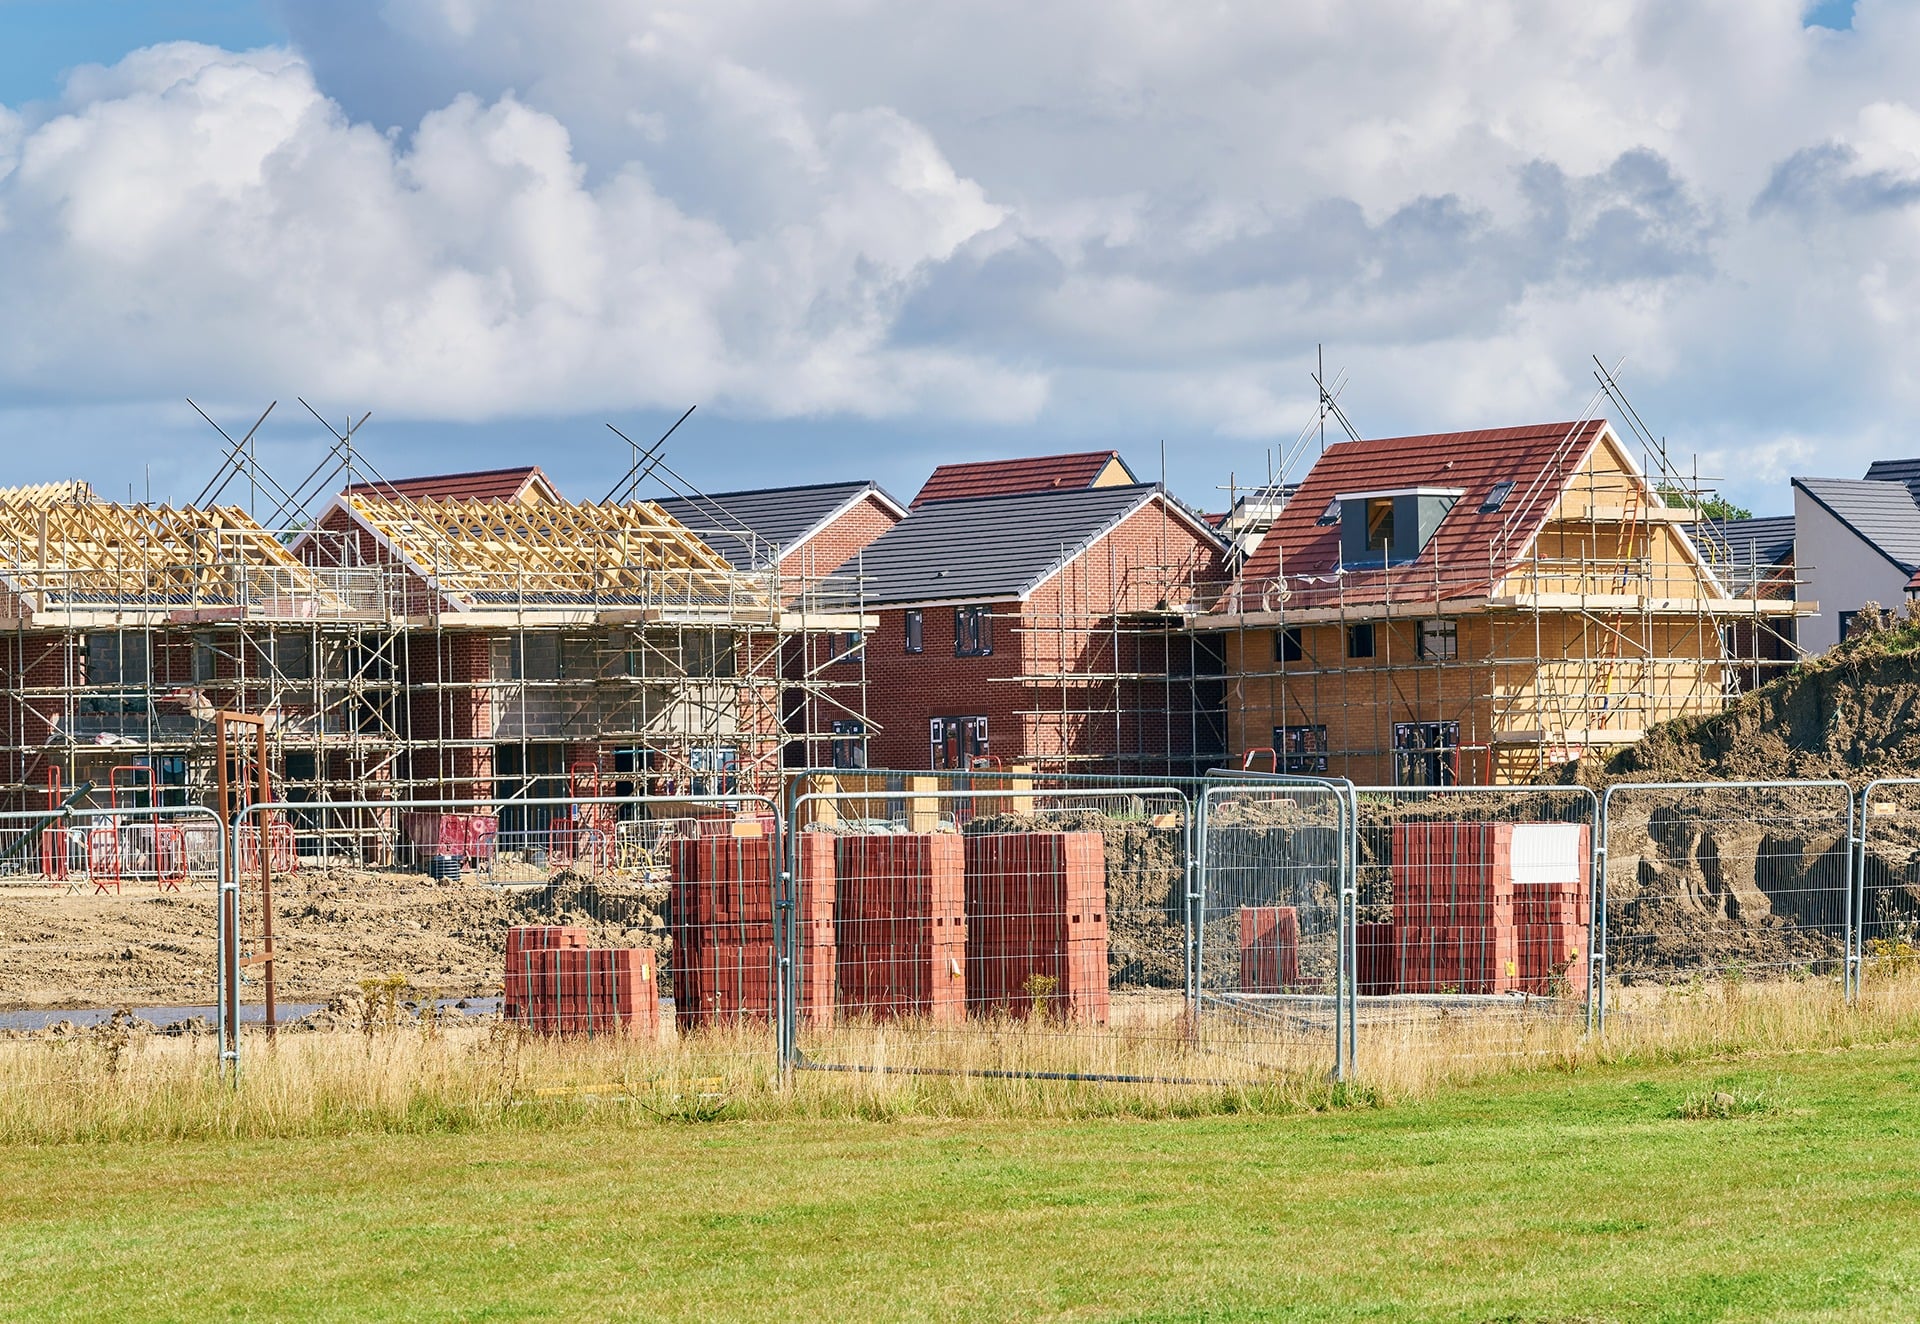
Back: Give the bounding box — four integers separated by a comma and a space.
1864, 457, 1920, 501
1793, 476, 1920, 573
1688, 515, 1795, 595
830, 484, 1172, 606
652, 481, 900, 569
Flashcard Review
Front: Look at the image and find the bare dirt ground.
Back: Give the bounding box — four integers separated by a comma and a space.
0, 868, 667, 1010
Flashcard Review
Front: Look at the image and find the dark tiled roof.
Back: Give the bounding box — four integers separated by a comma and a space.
652, 481, 902, 569
343, 466, 556, 503
912, 451, 1134, 506
1234, 420, 1608, 608
1864, 457, 1920, 501
1793, 477, 1920, 573
1689, 515, 1795, 595
832, 484, 1167, 605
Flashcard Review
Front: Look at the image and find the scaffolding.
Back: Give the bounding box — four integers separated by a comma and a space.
0, 435, 872, 854
994, 371, 1809, 786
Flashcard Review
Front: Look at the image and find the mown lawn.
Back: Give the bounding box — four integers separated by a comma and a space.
3, 1044, 1918, 1322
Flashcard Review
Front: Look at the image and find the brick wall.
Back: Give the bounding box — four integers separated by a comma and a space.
858, 497, 1224, 774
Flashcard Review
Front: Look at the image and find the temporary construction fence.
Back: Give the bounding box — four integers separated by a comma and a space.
1598, 781, 1855, 1021
782, 785, 1219, 1084
0, 803, 226, 1030
6, 769, 1905, 1092
1852, 779, 1920, 987
220, 793, 782, 1078
1196, 780, 1353, 1080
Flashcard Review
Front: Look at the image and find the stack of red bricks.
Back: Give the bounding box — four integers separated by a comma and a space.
963, 831, 1110, 1023
667, 833, 837, 1029
1390, 822, 1590, 997
503, 924, 660, 1036
669, 836, 776, 1028
1237, 905, 1301, 993
834, 833, 966, 1022
794, 832, 837, 1026
1356, 922, 1398, 995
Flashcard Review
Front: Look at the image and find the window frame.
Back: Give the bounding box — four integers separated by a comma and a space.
1346, 622, 1376, 659
1273, 724, 1329, 775
954, 605, 993, 657
1416, 619, 1457, 661
1275, 627, 1304, 664
903, 609, 924, 654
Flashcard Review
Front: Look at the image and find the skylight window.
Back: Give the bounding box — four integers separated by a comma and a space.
1480, 480, 1516, 513
1316, 499, 1340, 526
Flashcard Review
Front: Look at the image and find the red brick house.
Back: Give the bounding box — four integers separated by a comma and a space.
838, 481, 1227, 776
291, 480, 852, 817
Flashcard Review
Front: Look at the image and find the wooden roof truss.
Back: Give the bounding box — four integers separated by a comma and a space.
0, 499, 338, 612
343, 493, 772, 611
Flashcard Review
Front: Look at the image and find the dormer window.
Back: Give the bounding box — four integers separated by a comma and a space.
1337, 487, 1464, 566
1364, 498, 1394, 551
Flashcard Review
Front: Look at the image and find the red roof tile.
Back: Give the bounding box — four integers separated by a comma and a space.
1230, 420, 1609, 611
912, 451, 1133, 506
343, 466, 558, 503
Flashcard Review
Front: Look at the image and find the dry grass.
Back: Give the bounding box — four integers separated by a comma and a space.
4, 966, 1919, 1145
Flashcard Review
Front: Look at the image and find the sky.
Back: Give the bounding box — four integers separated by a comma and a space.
0, 0, 1909, 519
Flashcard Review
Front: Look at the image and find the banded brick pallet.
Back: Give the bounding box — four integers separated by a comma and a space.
963, 831, 1110, 1023
503, 926, 659, 1037
1356, 921, 1398, 996
670, 834, 836, 1029
1390, 822, 1590, 997
504, 924, 587, 1020
1237, 905, 1301, 993
834, 833, 965, 1023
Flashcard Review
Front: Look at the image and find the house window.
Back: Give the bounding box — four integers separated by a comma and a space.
1417, 620, 1457, 661
1394, 721, 1460, 787
1315, 499, 1340, 527
191, 632, 219, 682
832, 719, 867, 770
684, 632, 736, 678
1838, 610, 1859, 641
1275, 628, 1303, 664
689, 747, 738, 795
930, 716, 989, 770
955, 606, 993, 657
1347, 622, 1375, 659
827, 630, 864, 664
1481, 480, 1516, 513
85, 633, 148, 686
1364, 498, 1395, 552
903, 609, 924, 654
1274, 724, 1328, 775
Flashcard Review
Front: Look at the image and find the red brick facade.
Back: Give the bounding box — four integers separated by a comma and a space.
858, 498, 1225, 774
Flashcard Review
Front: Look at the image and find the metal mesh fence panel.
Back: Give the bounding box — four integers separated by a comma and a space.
1600, 782, 1852, 1009
1854, 779, 1920, 990
0, 806, 224, 1033
790, 786, 1209, 1083
1197, 783, 1350, 1081
1347, 786, 1597, 1065
219, 794, 782, 1089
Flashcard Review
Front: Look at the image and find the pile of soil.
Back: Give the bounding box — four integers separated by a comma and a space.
0, 867, 667, 1010
1596, 617, 1920, 786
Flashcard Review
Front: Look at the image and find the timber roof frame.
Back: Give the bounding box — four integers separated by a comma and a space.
326, 490, 775, 613
0, 497, 339, 615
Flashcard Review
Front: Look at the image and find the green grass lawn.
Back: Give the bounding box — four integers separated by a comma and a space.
3, 1044, 1918, 1322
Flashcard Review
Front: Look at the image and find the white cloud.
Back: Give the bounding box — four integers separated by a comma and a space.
0, 40, 1036, 423
7, 3, 1920, 510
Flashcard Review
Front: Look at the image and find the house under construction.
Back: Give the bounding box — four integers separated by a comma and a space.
0, 467, 871, 842
1191, 418, 1811, 784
